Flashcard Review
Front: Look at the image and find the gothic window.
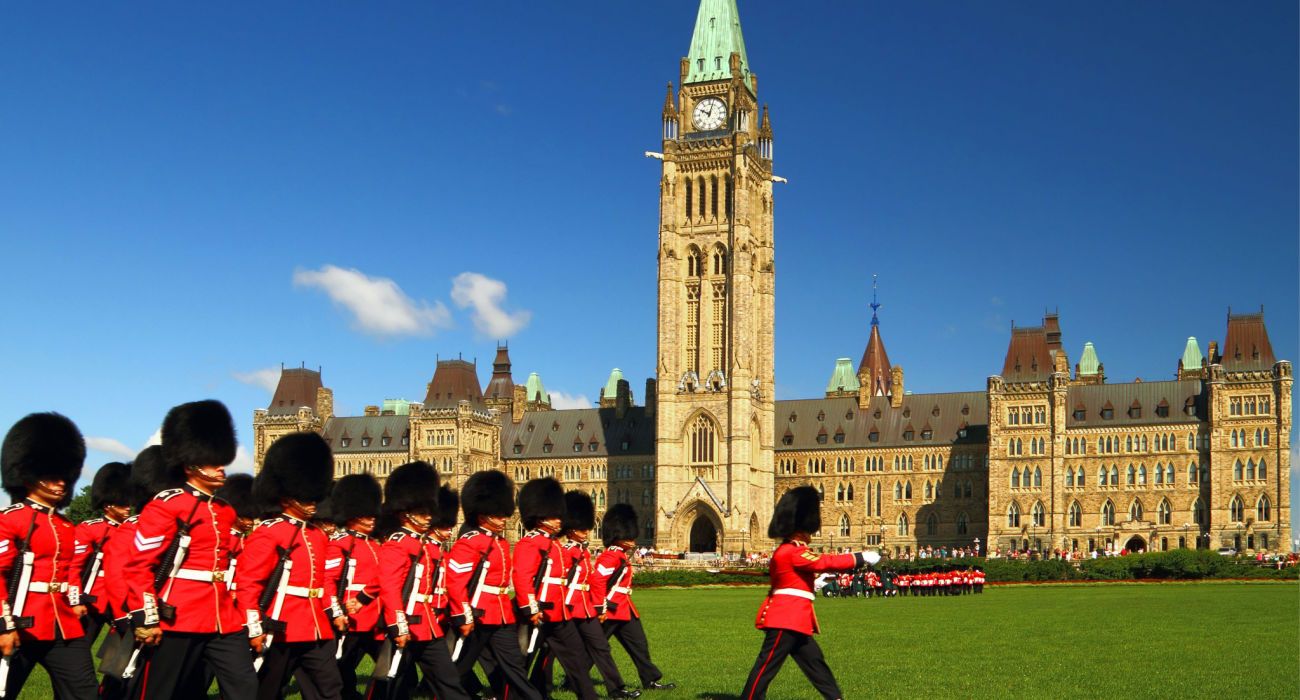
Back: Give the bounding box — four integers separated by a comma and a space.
1257, 495, 1271, 522
724, 174, 733, 218
697, 176, 707, 217
1259, 459, 1267, 480
688, 414, 716, 465
686, 284, 700, 374
926, 513, 938, 536
904, 482, 912, 500
1101, 500, 1115, 526
847, 484, 854, 501
839, 514, 850, 537
924, 481, 933, 501
1068, 501, 1082, 527
1011, 468, 1020, 489
1066, 469, 1075, 487
684, 178, 692, 218
1032, 501, 1045, 527
1229, 495, 1244, 522
1129, 499, 1143, 522
1007, 502, 1020, 528
894, 482, 902, 500
1126, 465, 1136, 486
1165, 463, 1174, 485
1193, 497, 1205, 525
897, 512, 909, 536
1033, 467, 1042, 488
1155, 463, 1164, 485
836, 483, 845, 501
710, 175, 718, 218
1076, 467, 1085, 487
956, 511, 969, 535
964, 480, 973, 498
1138, 465, 1147, 486
1098, 467, 1108, 486
1110, 465, 1119, 484
1246, 459, 1256, 480
711, 282, 726, 373
1158, 498, 1171, 525
1263, 428, 1270, 446
1233, 459, 1243, 481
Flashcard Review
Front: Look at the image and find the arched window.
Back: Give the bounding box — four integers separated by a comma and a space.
724, 174, 733, 218
956, 511, 969, 535
1101, 500, 1115, 526
893, 482, 902, 500
1126, 436, 1133, 452
1033, 467, 1042, 488
897, 513, 909, 536
1246, 459, 1256, 480
1188, 461, 1198, 484
1129, 499, 1143, 522
1031, 501, 1045, 527
817, 484, 825, 501
1257, 495, 1271, 522
1155, 463, 1164, 485
904, 482, 913, 500
1068, 501, 1082, 527
839, 514, 851, 536
926, 512, 938, 535
684, 177, 693, 218
1076, 466, 1085, 487
1098, 466, 1108, 486
712, 244, 727, 275
1263, 428, 1270, 446
846, 484, 854, 501
1233, 460, 1243, 481
1228, 495, 1244, 522
1254, 429, 1261, 446
1066, 469, 1075, 487
1193, 497, 1205, 525
1157, 498, 1171, 525
697, 176, 707, 217
836, 483, 845, 501
1011, 468, 1021, 489
924, 481, 933, 500
1007, 502, 1021, 528
688, 414, 716, 464
1126, 465, 1136, 486
709, 175, 718, 218
1110, 465, 1119, 484
964, 480, 973, 498
1165, 464, 1175, 485
1138, 465, 1147, 486
1258, 459, 1267, 480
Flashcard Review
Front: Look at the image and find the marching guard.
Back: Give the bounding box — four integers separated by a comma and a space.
739, 486, 880, 700
70, 461, 132, 649
0, 412, 98, 699
513, 478, 599, 700
324, 473, 383, 700
446, 470, 541, 700
240, 431, 345, 700
591, 504, 674, 692
214, 473, 258, 592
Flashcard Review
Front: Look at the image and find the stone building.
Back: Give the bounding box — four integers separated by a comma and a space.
251, 0, 1290, 554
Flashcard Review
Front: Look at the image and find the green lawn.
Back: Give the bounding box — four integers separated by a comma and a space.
15, 582, 1298, 698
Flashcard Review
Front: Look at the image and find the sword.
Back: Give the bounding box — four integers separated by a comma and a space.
121, 646, 143, 679
451, 559, 490, 663
82, 551, 104, 599
252, 559, 293, 672
387, 562, 424, 679
526, 556, 554, 655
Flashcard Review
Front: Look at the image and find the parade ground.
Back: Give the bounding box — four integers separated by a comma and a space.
13, 580, 1295, 699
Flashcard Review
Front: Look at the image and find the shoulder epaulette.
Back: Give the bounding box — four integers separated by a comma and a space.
154, 488, 184, 502
387, 531, 409, 542
459, 530, 481, 540
125, 515, 140, 524
330, 531, 348, 541
1, 503, 25, 515
82, 517, 105, 526
257, 517, 284, 529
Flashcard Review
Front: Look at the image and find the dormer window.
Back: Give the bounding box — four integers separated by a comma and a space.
588, 441, 598, 452
869, 430, 880, 443
903, 430, 914, 441
781, 433, 793, 446
697, 59, 704, 72
816, 433, 828, 445
816, 411, 825, 422
573, 442, 582, 453
620, 440, 630, 451
512, 444, 522, 455
1128, 403, 1142, 419
527, 423, 535, 433
833, 431, 845, 444
340, 438, 351, 448
789, 413, 797, 423
921, 429, 933, 440
715, 57, 721, 70
381, 436, 391, 447
542, 443, 553, 454
1156, 401, 1170, 418
1100, 407, 1114, 420
1073, 408, 1086, 421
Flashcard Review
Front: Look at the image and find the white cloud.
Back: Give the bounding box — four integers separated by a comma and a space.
85, 437, 136, 460
228, 446, 254, 476
144, 429, 162, 448
450, 272, 531, 338
234, 367, 281, 393
294, 265, 452, 337
549, 391, 592, 410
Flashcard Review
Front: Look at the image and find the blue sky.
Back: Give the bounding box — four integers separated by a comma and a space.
1, 2, 1295, 534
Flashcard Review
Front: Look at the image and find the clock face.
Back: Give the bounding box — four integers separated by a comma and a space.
692, 97, 727, 130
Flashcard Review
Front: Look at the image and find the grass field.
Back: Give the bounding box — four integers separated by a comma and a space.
14, 581, 1297, 699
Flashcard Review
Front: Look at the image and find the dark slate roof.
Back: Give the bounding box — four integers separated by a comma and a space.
775, 393, 989, 451
422, 359, 485, 409
322, 416, 410, 454
485, 346, 514, 401
269, 368, 323, 416
858, 324, 892, 396
1001, 326, 1054, 383
1065, 380, 1206, 428
1221, 312, 1276, 372
502, 407, 655, 459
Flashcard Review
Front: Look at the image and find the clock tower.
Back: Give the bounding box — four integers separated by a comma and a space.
654, 0, 775, 554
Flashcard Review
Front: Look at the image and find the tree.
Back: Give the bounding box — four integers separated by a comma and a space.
64, 484, 96, 524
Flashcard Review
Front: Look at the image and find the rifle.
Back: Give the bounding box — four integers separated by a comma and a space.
251, 539, 297, 672
562, 546, 584, 607
450, 547, 491, 663
150, 497, 205, 623
524, 539, 554, 655
334, 543, 356, 660
78, 538, 105, 606
601, 560, 628, 614
387, 556, 424, 680
0, 515, 39, 699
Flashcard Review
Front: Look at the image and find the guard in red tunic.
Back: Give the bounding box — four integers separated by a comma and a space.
740, 486, 880, 700
214, 473, 258, 596
239, 432, 345, 700
122, 401, 258, 700
513, 478, 598, 700
0, 412, 97, 699
591, 504, 674, 692
555, 491, 639, 699
323, 473, 383, 700
365, 462, 468, 700
70, 461, 131, 645
446, 470, 540, 700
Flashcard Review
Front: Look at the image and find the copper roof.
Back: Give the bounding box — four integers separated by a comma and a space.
1001, 325, 1054, 382
485, 345, 515, 400
268, 367, 323, 416
1221, 312, 1276, 371
775, 392, 989, 451
422, 359, 484, 409
858, 324, 892, 396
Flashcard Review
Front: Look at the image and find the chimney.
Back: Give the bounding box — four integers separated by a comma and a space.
615, 379, 632, 419
890, 366, 905, 409
644, 378, 657, 419
511, 384, 528, 424
364, 405, 380, 417
316, 387, 334, 423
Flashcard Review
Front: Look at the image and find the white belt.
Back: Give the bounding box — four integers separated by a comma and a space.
772, 587, 815, 601
283, 585, 326, 599
542, 577, 566, 586
479, 584, 503, 595
346, 583, 366, 592
433, 587, 446, 596
568, 583, 590, 591
412, 593, 434, 604
29, 581, 68, 593
175, 568, 226, 583
611, 586, 631, 595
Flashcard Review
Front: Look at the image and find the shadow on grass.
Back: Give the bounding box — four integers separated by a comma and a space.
695, 693, 743, 699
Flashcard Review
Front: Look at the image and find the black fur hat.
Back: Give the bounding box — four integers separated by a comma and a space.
254, 432, 334, 505
90, 462, 132, 511
2, 412, 86, 504
460, 470, 515, 523
129, 445, 171, 511
518, 477, 565, 529
161, 400, 237, 484
561, 490, 595, 532
331, 473, 383, 524
215, 473, 258, 519
768, 486, 821, 540
601, 503, 639, 546
382, 462, 439, 516
431, 486, 459, 528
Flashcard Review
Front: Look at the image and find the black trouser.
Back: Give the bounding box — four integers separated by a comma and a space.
4, 632, 99, 700
543, 617, 628, 695
602, 617, 663, 686
322, 632, 381, 700
452, 624, 542, 700
257, 639, 343, 700
740, 628, 841, 700
136, 630, 257, 700
525, 621, 598, 700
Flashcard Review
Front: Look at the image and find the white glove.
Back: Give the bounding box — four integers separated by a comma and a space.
861, 550, 882, 566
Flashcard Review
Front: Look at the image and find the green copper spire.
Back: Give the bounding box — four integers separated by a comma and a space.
826, 358, 861, 395
1078, 342, 1101, 376
684, 0, 750, 84
602, 368, 624, 401
1181, 337, 1203, 371
525, 372, 548, 403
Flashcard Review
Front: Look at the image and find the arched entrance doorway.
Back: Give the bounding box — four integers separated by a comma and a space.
689, 516, 718, 553
1124, 535, 1146, 553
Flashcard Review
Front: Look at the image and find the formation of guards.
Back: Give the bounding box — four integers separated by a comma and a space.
0, 401, 674, 700
819, 567, 986, 597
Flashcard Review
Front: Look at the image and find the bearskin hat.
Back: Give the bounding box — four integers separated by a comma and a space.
330, 473, 382, 524
129, 445, 171, 511
215, 473, 258, 519
161, 400, 237, 484
90, 462, 132, 511
431, 486, 460, 528
382, 462, 439, 516
460, 469, 515, 523
767, 486, 821, 540
2, 412, 86, 503
601, 503, 639, 546
518, 477, 565, 529
254, 432, 334, 505
561, 490, 595, 532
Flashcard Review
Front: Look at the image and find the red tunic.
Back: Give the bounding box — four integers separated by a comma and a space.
122, 485, 244, 634
71, 516, 120, 616
374, 529, 441, 641
512, 530, 568, 623
237, 516, 336, 644
326, 529, 381, 634
428, 537, 451, 628
101, 516, 139, 620
591, 545, 638, 622
446, 529, 514, 627
560, 542, 598, 620
753, 541, 860, 635
0, 501, 83, 640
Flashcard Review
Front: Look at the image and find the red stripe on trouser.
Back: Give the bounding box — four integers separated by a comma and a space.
138, 658, 151, 698
746, 630, 783, 700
